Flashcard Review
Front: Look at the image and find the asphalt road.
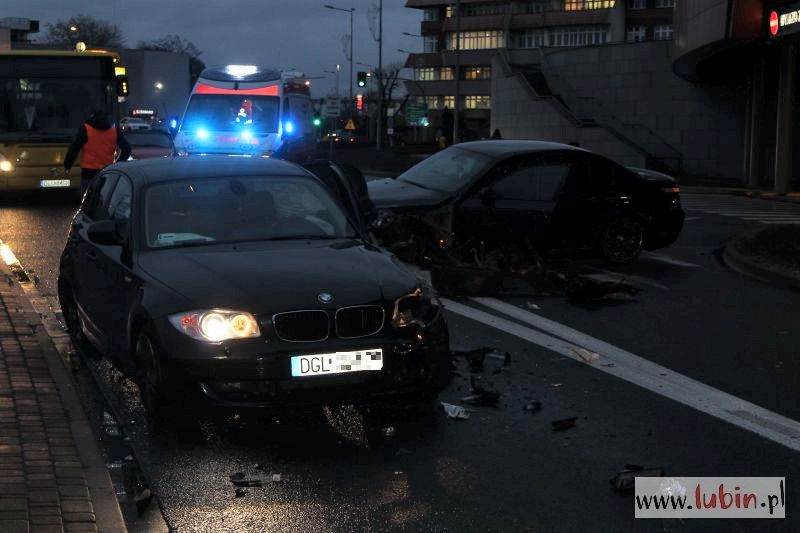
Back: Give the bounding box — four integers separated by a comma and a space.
0, 190, 798, 531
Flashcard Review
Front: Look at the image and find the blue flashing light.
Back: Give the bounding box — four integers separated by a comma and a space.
284, 121, 295, 135
169, 118, 178, 129
196, 128, 210, 140
241, 130, 253, 140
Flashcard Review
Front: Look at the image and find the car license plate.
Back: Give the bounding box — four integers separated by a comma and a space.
291, 348, 383, 377
39, 179, 71, 188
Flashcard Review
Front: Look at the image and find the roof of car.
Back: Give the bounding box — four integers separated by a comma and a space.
105, 155, 311, 185
453, 140, 587, 157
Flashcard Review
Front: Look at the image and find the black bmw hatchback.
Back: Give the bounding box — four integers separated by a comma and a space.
58, 156, 450, 415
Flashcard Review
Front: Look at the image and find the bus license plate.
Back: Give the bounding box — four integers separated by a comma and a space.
291, 349, 383, 377
39, 179, 71, 188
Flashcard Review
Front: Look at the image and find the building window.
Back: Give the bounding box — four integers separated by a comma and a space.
516, 30, 546, 48
549, 26, 608, 47
445, 5, 454, 18
423, 7, 439, 21
447, 31, 505, 50
564, 0, 616, 10
514, 1, 549, 14
417, 96, 439, 109
414, 67, 436, 81
463, 67, 491, 80
654, 0, 674, 7
424, 35, 438, 53
463, 3, 506, 16
443, 95, 455, 109
628, 0, 646, 8
626, 25, 646, 43
653, 24, 673, 40
440, 67, 454, 80
464, 95, 491, 109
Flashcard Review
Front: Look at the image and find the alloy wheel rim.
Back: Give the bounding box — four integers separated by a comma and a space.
606, 221, 643, 262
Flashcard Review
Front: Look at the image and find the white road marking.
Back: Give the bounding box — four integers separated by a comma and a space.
684, 216, 702, 221
593, 269, 670, 291
441, 297, 800, 453
643, 253, 701, 268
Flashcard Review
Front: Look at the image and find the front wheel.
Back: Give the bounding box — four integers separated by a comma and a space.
134, 326, 175, 418
600, 217, 645, 264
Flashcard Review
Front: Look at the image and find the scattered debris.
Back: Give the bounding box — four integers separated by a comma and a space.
231, 479, 262, 488
566, 275, 640, 304
462, 376, 500, 406
452, 347, 495, 372
610, 467, 665, 492
235, 488, 248, 498
526, 302, 541, 310
551, 417, 578, 431
395, 448, 414, 456
523, 400, 542, 413
441, 402, 470, 420
570, 347, 600, 364
271, 474, 282, 483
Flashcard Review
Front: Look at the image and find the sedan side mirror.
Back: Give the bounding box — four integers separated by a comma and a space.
88, 220, 123, 246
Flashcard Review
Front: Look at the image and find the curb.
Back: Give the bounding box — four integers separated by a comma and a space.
3, 264, 128, 532
683, 186, 800, 205
723, 235, 800, 290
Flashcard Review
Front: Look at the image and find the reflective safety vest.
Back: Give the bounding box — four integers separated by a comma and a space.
82, 124, 117, 170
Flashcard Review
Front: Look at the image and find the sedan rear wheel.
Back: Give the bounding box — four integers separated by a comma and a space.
600, 217, 645, 264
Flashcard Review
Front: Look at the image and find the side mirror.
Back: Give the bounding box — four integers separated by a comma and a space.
87, 220, 123, 246
480, 187, 496, 208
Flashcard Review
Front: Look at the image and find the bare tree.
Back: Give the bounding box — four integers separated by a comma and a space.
44, 14, 125, 48
138, 35, 205, 83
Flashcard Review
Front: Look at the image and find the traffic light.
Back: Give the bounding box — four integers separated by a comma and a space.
356, 94, 363, 111
357, 71, 367, 88
313, 116, 321, 127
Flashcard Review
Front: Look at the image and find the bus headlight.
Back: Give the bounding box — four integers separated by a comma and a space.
0, 155, 13, 172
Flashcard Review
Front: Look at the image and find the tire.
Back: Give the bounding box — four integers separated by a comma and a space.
59, 284, 102, 360
133, 325, 175, 419
600, 217, 645, 265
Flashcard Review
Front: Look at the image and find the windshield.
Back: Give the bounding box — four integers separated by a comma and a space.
125, 131, 172, 148
0, 56, 115, 139
145, 175, 357, 248
396, 147, 491, 193
181, 94, 280, 134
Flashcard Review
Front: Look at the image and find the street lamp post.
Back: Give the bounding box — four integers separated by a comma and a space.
323, 69, 340, 97
324, 5, 355, 105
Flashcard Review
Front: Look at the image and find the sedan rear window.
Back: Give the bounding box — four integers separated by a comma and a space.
145, 176, 356, 248
396, 147, 491, 193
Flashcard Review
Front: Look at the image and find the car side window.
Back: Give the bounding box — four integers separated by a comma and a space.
492, 157, 570, 202
83, 172, 119, 221
106, 175, 133, 222
590, 156, 620, 191
493, 166, 538, 201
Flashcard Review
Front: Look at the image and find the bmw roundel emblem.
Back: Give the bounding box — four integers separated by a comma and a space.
318, 292, 334, 304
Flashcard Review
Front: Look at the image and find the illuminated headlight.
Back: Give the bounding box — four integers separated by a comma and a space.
0, 155, 13, 172
168, 309, 260, 342
391, 283, 438, 328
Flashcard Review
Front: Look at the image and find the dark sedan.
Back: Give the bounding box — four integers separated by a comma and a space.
368, 140, 684, 264
58, 156, 450, 416
124, 130, 174, 160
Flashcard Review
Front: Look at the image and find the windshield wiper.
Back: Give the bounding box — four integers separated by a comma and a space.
265, 235, 341, 241
158, 239, 216, 249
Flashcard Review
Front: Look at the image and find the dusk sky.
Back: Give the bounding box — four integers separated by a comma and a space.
5, 0, 423, 97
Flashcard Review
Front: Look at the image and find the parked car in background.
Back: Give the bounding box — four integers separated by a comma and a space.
125, 130, 174, 159
120, 116, 151, 132
326, 129, 358, 145
58, 156, 450, 417
368, 140, 684, 265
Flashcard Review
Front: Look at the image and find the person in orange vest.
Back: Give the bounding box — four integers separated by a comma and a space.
64, 109, 132, 194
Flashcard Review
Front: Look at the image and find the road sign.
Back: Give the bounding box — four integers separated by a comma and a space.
344, 119, 356, 131
323, 98, 341, 118
406, 102, 428, 125
387, 128, 394, 135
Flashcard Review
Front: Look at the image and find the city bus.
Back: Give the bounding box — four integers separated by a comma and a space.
173, 65, 316, 162
0, 50, 128, 196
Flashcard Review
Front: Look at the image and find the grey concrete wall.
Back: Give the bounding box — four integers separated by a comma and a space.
492, 41, 745, 178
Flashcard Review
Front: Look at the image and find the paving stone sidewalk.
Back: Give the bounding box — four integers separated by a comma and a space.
0, 277, 125, 533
